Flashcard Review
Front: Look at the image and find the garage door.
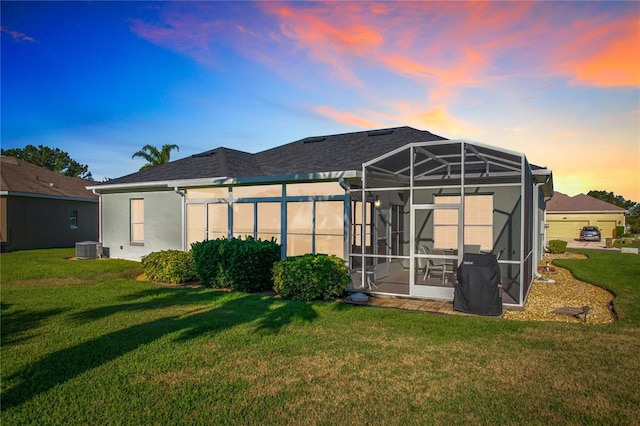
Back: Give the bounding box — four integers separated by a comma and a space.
596, 221, 617, 239
547, 220, 588, 240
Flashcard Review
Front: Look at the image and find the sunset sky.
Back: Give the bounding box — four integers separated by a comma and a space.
2, 1, 639, 201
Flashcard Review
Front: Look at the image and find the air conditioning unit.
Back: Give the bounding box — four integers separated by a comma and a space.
75, 241, 102, 259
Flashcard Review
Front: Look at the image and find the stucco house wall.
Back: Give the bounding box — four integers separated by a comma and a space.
1, 195, 97, 252
100, 189, 183, 260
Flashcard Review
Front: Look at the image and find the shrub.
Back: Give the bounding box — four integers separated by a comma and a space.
191, 237, 281, 292
615, 226, 625, 238
141, 250, 196, 284
273, 254, 350, 301
191, 239, 226, 288
548, 239, 568, 254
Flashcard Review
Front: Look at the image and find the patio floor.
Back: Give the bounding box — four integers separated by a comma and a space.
344, 293, 473, 316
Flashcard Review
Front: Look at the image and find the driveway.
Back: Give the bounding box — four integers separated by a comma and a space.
565, 239, 619, 251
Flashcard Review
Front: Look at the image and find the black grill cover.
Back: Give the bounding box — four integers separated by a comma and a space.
453, 253, 502, 316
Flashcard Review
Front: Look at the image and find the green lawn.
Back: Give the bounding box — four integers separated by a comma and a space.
1, 248, 639, 425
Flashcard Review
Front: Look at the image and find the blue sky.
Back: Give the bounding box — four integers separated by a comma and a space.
2, 1, 639, 200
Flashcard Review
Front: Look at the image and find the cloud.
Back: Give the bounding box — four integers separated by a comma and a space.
312, 105, 383, 128
311, 101, 471, 137
127, 1, 639, 140
550, 131, 584, 141
1, 26, 36, 42
552, 16, 640, 87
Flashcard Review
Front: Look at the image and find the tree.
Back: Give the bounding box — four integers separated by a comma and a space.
0, 144, 92, 179
131, 144, 179, 171
588, 190, 639, 234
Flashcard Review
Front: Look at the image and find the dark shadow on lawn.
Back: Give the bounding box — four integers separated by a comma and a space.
69, 286, 229, 323
0, 303, 68, 347
1, 289, 317, 410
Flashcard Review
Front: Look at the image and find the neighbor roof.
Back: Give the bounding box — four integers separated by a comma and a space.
0, 156, 98, 200
547, 192, 626, 213
98, 126, 446, 187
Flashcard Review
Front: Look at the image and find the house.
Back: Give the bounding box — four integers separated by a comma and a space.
88, 126, 553, 308
0, 156, 99, 252
546, 192, 626, 240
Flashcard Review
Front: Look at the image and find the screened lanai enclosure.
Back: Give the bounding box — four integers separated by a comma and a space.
348, 140, 552, 308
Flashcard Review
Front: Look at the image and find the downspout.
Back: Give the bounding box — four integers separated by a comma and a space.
338, 178, 350, 263
92, 189, 102, 247
174, 187, 186, 251
533, 175, 552, 278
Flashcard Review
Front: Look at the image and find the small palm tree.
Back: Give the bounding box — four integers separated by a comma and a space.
132, 144, 179, 171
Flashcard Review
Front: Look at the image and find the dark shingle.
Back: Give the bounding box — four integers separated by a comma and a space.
102, 126, 446, 185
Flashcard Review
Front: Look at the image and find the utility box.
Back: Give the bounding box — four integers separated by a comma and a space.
75, 241, 102, 259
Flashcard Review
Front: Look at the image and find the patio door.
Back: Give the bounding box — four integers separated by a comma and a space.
410, 204, 461, 299
374, 208, 391, 278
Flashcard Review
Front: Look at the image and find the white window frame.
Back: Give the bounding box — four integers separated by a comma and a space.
70, 210, 78, 229
130, 198, 144, 244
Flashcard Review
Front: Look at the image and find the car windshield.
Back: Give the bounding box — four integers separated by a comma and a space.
582, 227, 598, 232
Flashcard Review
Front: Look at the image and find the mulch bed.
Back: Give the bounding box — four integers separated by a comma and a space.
502, 253, 615, 324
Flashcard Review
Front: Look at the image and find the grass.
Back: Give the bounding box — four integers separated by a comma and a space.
614, 239, 640, 249
2, 248, 640, 425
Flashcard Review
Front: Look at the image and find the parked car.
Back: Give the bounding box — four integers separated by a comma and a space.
580, 226, 601, 242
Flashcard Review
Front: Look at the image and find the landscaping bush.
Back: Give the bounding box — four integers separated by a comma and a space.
615, 225, 625, 238
191, 239, 226, 288
191, 237, 281, 292
548, 239, 568, 254
141, 250, 196, 284
273, 254, 350, 301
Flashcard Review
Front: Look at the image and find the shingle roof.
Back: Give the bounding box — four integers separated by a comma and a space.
0, 156, 98, 200
103, 126, 445, 185
547, 192, 626, 212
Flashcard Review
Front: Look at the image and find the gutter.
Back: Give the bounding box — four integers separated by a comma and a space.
0, 191, 98, 203
87, 170, 362, 193
174, 187, 186, 251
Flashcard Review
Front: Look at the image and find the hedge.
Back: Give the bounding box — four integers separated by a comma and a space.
548, 239, 568, 254
273, 254, 350, 301
191, 237, 281, 292
141, 250, 197, 284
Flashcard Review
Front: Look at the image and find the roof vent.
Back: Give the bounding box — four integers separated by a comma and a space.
303, 136, 326, 144
192, 149, 216, 158
367, 129, 394, 137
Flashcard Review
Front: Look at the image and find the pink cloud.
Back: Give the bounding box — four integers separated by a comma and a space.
128, 1, 639, 131
1, 26, 36, 42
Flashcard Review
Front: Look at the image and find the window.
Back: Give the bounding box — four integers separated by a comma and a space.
70, 210, 78, 229
130, 199, 144, 244
186, 204, 206, 246
434, 195, 493, 250
287, 200, 344, 257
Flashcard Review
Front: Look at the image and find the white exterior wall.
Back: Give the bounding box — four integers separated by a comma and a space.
101, 189, 183, 260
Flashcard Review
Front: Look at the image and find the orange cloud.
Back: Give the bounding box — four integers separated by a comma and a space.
554, 17, 640, 87
312, 101, 473, 137
312, 105, 383, 128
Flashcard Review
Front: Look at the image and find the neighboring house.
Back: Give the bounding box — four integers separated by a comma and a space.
0, 156, 99, 252
88, 126, 553, 308
546, 192, 626, 240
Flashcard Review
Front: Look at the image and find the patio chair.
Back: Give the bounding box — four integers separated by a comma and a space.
422, 247, 446, 283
